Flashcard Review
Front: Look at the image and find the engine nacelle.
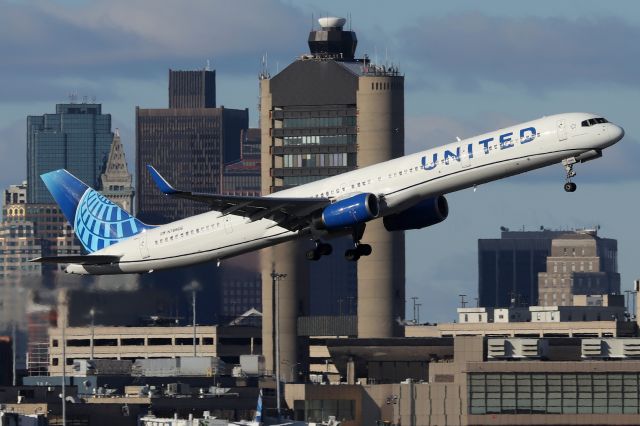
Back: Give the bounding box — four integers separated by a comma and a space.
383, 196, 449, 232
312, 193, 379, 230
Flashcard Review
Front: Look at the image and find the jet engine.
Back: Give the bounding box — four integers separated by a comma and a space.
312, 193, 379, 230
383, 195, 448, 231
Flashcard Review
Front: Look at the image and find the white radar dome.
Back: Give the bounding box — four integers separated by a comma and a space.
318, 17, 346, 29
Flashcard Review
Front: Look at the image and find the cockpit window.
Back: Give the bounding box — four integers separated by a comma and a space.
581, 117, 608, 127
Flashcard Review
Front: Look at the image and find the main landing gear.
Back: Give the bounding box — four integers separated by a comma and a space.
562, 158, 578, 193
344, 243, 372, 262
306, 241, 333, 261
344, 224, 373, 262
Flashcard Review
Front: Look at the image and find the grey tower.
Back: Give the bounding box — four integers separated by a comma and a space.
260, 17, 405, 380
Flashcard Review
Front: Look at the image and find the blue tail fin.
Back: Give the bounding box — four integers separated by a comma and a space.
41, 169, 154, 253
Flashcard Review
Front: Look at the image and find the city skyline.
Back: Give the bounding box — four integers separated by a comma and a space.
1, 0, 639, 321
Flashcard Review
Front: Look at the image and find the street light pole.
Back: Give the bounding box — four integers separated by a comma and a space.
182, 281, 201, 357
410, 297, 418, 323
192, 289, 197, 357
89, 307, 95, 361
61, 304, 66, 426
271, 271, 287, 420
11, 319, 16, 386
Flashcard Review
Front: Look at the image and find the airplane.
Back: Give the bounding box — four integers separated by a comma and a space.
31, 112, 624, 275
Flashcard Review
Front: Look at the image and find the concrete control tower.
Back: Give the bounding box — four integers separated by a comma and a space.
260, 17, 405, 379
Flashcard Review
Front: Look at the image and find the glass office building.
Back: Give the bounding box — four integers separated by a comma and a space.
27, 103, 113, 204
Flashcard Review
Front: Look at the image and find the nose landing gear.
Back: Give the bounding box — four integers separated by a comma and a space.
562, 158, 578, 192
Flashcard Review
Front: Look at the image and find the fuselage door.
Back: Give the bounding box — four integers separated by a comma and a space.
137, 234, 150, 259
557, 120, 568, 141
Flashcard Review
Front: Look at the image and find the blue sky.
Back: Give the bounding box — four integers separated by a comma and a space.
1, 0, 639, 321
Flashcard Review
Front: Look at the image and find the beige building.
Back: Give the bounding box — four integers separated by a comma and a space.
286, 336, 640, 425
260, 16, 405, 381
406, 320, 636, 338
48, 325, 217, 376
538, 230, 620, 306
99, 129, 134, 213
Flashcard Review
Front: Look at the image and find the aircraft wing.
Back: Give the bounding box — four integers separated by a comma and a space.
30, 255, 122, 265
147, 165, 330, 229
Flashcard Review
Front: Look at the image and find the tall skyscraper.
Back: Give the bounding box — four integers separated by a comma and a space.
135, 69, 250, 328
478, 229, 569, 308
99, 130, 134, 213
538, 230, 619, 306
136, 69, 248, 224
260, 17, 405, 380
222, 128, 261, 196
27, 103, 113, 204
169, 69, 216, 109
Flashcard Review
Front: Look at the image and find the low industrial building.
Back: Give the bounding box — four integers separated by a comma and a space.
47, 323, 261, 376
283, 336, 640, 425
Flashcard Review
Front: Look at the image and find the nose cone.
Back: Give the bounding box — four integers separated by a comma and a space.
610, 124, 625, 144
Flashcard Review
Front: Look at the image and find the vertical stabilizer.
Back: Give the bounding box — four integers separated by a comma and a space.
41, 169, 153, 253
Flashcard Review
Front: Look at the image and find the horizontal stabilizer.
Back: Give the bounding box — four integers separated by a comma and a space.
30, 255, 122, 265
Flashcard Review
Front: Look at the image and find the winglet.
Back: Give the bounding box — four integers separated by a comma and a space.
147, 165, 178, 194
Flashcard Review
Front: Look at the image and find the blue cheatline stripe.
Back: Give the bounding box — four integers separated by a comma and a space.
130, 220, 138, 234
116, 209, 122, 221
78, 227, 87, 242
116, 222, 123, 238
98, 203, 107, 220
108, 223, 117, 238
86, 217, 96, 234
92, 220, 101, 235
88, 195, 99, 210
107, 206, 116, 222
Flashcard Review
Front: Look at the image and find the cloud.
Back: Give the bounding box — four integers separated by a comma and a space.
399, 12, 640, 90
0, 0, 308, 84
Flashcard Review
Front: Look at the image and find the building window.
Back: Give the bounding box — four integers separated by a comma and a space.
148, 338, 172, 345
304, 399, 355, 423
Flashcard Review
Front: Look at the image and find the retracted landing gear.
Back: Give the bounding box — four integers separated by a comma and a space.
306, 241, 333, 261
344, 224, 373, 261
562, 158, 578, 192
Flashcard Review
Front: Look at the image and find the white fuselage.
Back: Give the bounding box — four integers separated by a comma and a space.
68, 112, 623, 274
